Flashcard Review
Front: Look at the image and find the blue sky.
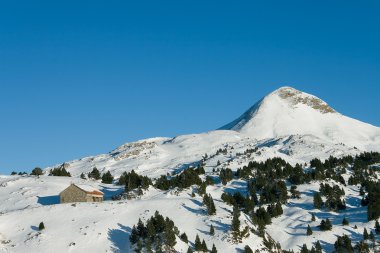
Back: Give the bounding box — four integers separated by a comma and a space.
0, 1, 379, 174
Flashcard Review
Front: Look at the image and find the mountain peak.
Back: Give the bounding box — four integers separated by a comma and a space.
220, 86, 379, 149
267, 86, 335, 114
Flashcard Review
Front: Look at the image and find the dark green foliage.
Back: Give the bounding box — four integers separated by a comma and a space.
319, 218, 332, 231
259, 180, 288, 204
210, 225, 215, 235
375, 220, 380, 234
319, 183, 346, 211
315, 241, 322, 253
251, 206, 271, 230
88, 167, 101, 180
49, 164, 71, 177
201, 239, 208, 252
194, 234, 202, 251
366, 181, 380, 221
313, 192, 323, 209
118, 170, 152, 192
231, 205, 241, 243
306, 225, 313, 236
290, 185, 301, 199
187, 247, 193, 253
80, 173, 86, 179
31, 167, 43, 176
334, 234, 353, 253
203, 194, 216, 215
244, 245, 253, 253
101, 171, 114, 184
311, 213, 316, 222
342, 217, 349, 226
210, 244, 217, 253
155, 168, 202, 191
219, 168, 233, 185
180, 232, 188, 243
363, 228, 369, 240
129, 211, 179, 251
10, 171, 17, 175
354, 241, 369, 253
301, 244, 309, 253
221, 192, 254, 214
38, 222, 45, 231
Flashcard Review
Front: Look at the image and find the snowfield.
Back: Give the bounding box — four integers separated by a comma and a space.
1, 86, 379, 252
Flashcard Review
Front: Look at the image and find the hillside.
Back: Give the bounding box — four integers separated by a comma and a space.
1, 86, 380, 253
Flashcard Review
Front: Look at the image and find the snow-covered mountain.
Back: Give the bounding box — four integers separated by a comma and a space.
44, 86, 379, 178
1, 86, 379, 253
220, 86, 380, 151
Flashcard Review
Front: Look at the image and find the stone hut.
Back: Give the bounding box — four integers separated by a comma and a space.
60, 184, 104, 203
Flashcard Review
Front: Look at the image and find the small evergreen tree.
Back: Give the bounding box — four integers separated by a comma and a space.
210, 244, 217, 253
187, 247, 193, 253
101, 171, 114, 184
180, 232, 188, 243
311, 213, 316, 222
231, 205, 241, 243
201, 239, 208, 252
88, 167, 101, 180
194, 234, 202, 251
375, 220, 380, 234
315, 241, 322, 253
301, 244, 309, 253
307, 225, 313, 236
363, 228, 369, 240
313, 193, 323, 209
31, 167, 43, 176
210, 224, 215, 235
80, 173, 86, 179
38, 222, 45, 231
244, 245, 253, 253
342, 217, 349, 226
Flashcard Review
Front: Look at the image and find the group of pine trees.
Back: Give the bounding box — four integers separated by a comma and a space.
49, 163, 71, 177
155, 166, 204, 191
118, 170, 152, 192
129, 211, 178, 252
85, 167, 115, 184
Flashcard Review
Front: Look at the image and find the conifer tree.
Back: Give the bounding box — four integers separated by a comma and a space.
315, 241, 322, 253
311, 213, 316, 222
201, 239, 208, 252
301, 244, 309, 253
80, 173, 86, 179
363, 228, 369, 240
244, 245, 254, 253
38, 222, 45, 231
180, 232, 188, 243
101, 171, 114, 184
187, 247, 193, 253
307, 225, 313, 236
210, 244, 217, 253
210, 224, 215, 235
313, 193, 323, 209
194, 234, 202, 251
375, 220, 380, 234
231, 205, 241, 243
342, 217, 349, 226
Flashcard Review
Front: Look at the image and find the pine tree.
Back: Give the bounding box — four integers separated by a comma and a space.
375, 220, 380, 235
363, 228, 369, 240
369, 231, 375, 241
307, 225, 313, 236
88, 167, 101, 180
313, 193, 323, 209
301, 244, 309, 253
164, 224, 176, 249
210, 244, 217, 253
31, 167, 43, 176
342, 217, 349, 226
180, 232, 188, 243
194, 234, 202, 251
80, 173, 86, 179
231, 205, 241, 243
201, 239, 208, 252
101, 171, 114, 184
208, 194, 217, 215
244, 245, 253, 253
315, 241, 322, 253
187, 247, 193, 253
38, 222, 45, 231
210, 224, 215, 235
311, 213, 316, 222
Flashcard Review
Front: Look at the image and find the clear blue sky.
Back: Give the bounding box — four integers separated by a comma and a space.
0, 1, 379, 174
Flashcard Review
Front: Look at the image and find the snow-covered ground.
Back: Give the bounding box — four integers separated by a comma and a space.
1, 86, 379, 252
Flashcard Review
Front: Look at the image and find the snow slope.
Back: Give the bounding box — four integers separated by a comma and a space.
221, 87, 380, 151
